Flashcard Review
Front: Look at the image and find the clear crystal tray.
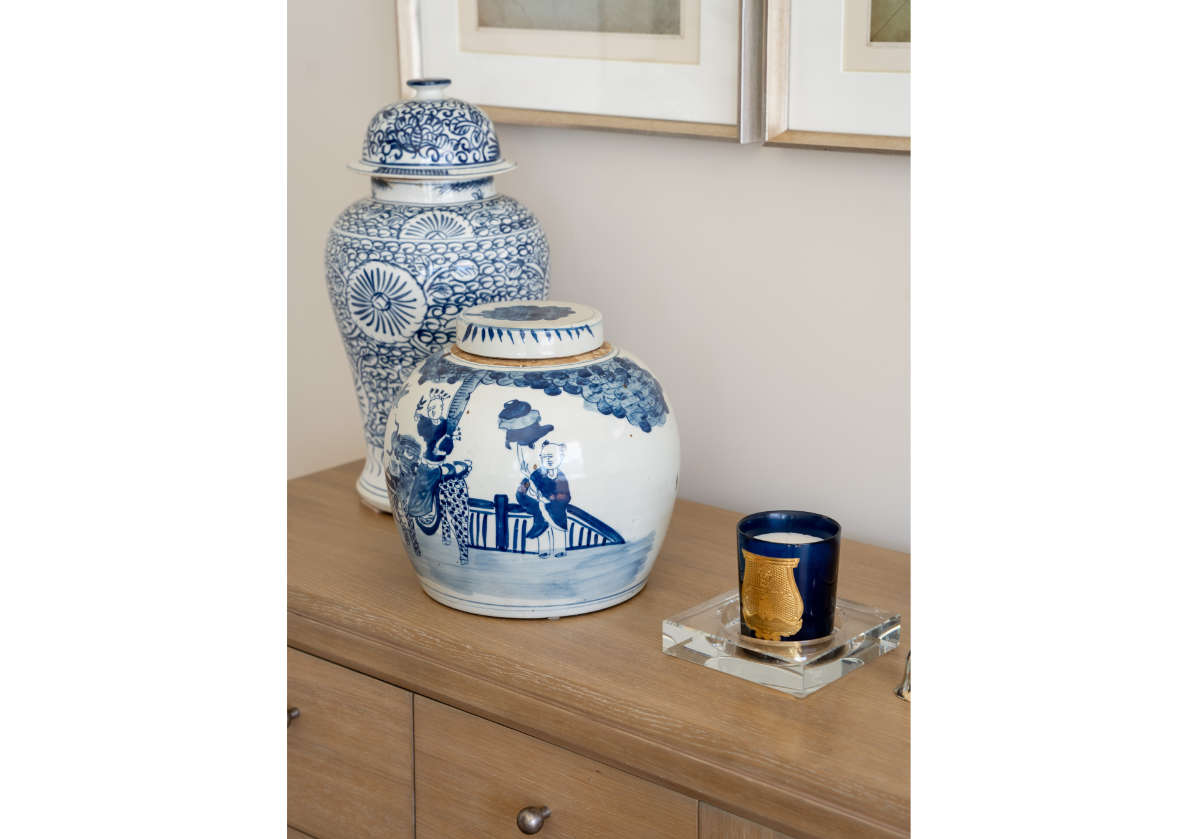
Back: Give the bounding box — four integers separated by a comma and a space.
662, 590, 901, 699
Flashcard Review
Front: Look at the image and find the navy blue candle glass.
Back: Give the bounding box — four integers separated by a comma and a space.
737, 511, 841, 644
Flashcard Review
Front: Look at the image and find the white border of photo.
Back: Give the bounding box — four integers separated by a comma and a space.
842, 0, 910, 73
410, 0, 754, 138
788, 0, 909, 136
764, 0, 909, 152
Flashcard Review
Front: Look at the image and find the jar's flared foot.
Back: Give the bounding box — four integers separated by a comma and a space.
415, 579, 648, 619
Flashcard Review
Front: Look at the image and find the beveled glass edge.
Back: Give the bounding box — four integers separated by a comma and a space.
661, 589, 903, 698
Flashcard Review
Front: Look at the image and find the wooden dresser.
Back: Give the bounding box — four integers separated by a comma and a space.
288, 461, 910, 838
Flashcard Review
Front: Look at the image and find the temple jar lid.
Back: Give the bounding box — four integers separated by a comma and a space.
349, 78, 516, 181
455, 301, 605, 360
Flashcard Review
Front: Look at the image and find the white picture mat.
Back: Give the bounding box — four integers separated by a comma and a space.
788, 0, 909, 137
842, 0, 909, 73
458, 0, 701, 65
419, 0, 739, 125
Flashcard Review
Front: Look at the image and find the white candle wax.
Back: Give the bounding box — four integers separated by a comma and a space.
755, 531, 823, 545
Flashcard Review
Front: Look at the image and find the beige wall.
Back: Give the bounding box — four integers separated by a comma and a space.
288, 0, 400, 482
288, 1, 910, 551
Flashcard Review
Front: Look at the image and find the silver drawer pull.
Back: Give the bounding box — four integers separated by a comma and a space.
516, 805, 551, 834
287, 707, 300, 727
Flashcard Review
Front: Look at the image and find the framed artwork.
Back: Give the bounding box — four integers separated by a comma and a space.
764, 0, 910, 153
396, 0, 765, 142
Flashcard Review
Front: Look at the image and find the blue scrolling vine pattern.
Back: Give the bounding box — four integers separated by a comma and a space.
363, 99, 500, 167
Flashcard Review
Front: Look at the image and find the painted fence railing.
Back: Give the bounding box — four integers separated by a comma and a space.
467, 495, 624, 554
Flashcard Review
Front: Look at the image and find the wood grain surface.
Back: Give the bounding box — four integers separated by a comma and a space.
764, 129, 910, 154
700, 802, 800, 839
287, 648, 414, 839
415, 696, 696, 838
288, 460, 910, 837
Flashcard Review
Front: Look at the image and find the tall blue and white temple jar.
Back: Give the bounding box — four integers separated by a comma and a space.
383, 301, 680, 618
326, 78, 550, 511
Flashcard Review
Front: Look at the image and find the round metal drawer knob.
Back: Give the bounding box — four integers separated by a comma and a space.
516, 805, 551, 834
287, 707, 300, 727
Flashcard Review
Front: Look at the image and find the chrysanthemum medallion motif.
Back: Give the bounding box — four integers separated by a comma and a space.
404, 210, 473, 240
345, 262, 426, 343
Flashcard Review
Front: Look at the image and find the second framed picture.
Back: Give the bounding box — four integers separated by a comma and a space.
764, 0, 910, 152
397, 0, 765, 142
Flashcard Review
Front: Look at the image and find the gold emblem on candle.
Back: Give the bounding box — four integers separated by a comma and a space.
741, 549, 803, 641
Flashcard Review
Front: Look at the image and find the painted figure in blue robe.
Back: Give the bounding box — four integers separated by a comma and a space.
415, 388, 456, 461
387, 428, 472, 565
385, 434, 428, 555
410, 388, 472, 563
498, 400, 570, 557
517, 441, 571, 558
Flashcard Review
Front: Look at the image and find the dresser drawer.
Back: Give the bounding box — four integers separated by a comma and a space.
414, 696, 696, 838
287, 648, 414, 839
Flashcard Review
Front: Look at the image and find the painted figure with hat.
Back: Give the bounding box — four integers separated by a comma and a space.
498, 400, 571, 558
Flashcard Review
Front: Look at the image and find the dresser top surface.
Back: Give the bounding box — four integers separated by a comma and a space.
288, 460, 910, 838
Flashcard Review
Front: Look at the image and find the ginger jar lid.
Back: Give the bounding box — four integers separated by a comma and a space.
349, 78, 516, 181
455, 301, 605, 360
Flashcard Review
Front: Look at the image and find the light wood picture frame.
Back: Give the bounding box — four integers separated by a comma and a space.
396, 0, 765, 143
764, 0, 910, 154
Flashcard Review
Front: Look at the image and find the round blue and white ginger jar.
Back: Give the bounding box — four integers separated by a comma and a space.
383, 301, 680, 618
327, 78, 550, 511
